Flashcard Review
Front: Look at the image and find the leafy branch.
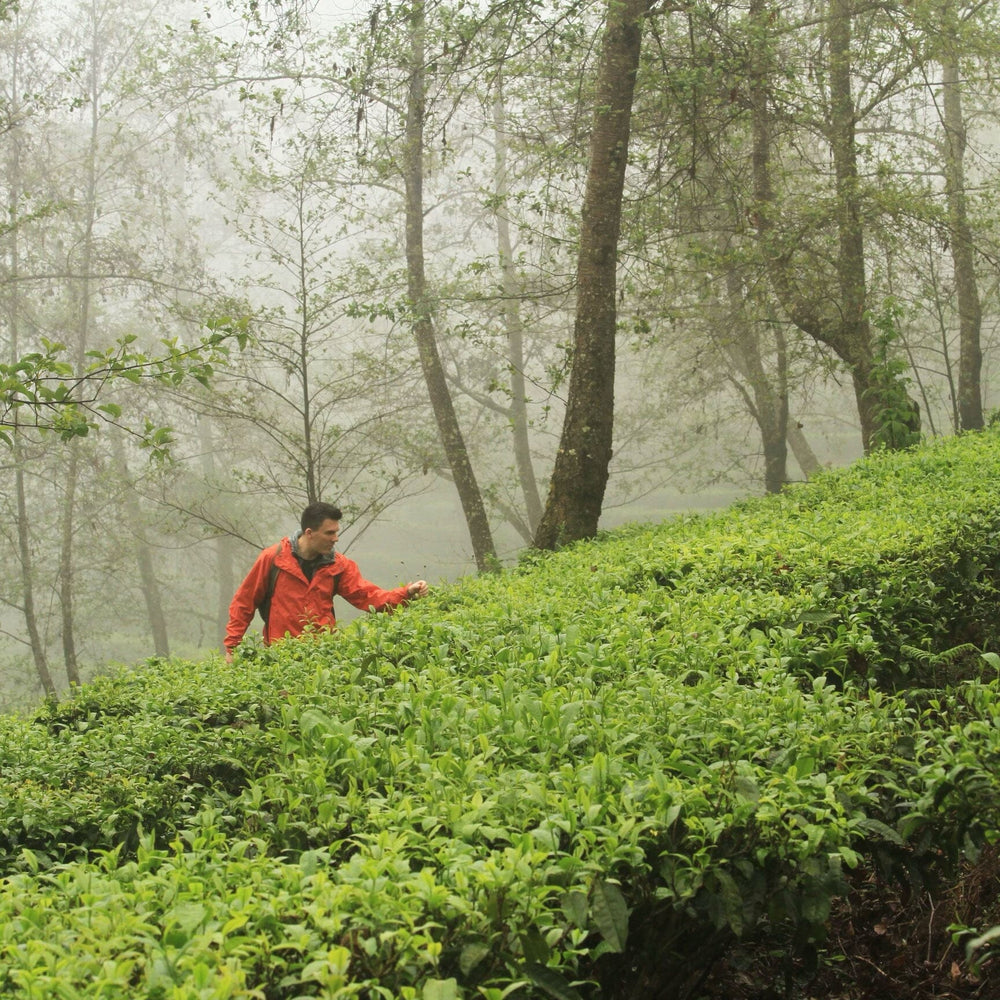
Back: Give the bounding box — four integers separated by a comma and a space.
0, 317, 250, 455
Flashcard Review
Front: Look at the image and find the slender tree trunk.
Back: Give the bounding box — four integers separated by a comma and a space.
135, 534, 170, 659
14, 460, 56, 697
750, 0, 918, 454
493, 82, 543, 535
761, 326, 789, 493
58, 447, 82, 686
403, 1, 496, 571
293, 181, 319, 500
111, 435, 170, 656
941, 55, 983, 431
827, 0, 881, 451
535, 0, 651, 549
6, 21, 56, 698
722, 269, 789, 493
57, 17, 105, 688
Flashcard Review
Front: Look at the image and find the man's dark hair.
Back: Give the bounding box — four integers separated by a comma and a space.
301, 502, 343, 531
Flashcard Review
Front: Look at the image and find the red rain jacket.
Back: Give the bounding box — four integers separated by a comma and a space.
225, 536, 410, 654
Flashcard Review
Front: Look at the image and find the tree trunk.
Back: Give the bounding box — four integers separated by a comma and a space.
58, 446, 82, 686
136, 538, 170, 658
14, 462, 56, 698
403, 1, 496, 571
827, 0, 882, 451
112, 434, 170, 657
941, 55, 983, 431
750, 0, 918, 454
534, 0, 651, 549
292, 180, 320, 500
56, 20, 106, 690
5, 23, 56, 698
493, 82, 543, 536
722, 270, 789, 494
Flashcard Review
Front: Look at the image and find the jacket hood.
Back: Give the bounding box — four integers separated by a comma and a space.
289, 529, 338, 565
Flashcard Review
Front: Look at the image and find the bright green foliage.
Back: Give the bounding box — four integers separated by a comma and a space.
865, 300, 922, 451
3, 429, 1000, 996
0, 320, 249, 452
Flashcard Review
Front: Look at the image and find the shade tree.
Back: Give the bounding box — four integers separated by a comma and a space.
534, 0, 655, 547
619, 0, 1000, 486
0, 0, 243, 697
158, 0, 504, 570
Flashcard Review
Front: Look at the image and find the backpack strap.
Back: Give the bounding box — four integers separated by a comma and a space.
257, 544, 282, 626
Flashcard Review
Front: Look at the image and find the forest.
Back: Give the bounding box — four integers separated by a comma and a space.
1, 0, 999, 708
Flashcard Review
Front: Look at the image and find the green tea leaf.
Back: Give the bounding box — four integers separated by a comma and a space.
591, 879, 628, 952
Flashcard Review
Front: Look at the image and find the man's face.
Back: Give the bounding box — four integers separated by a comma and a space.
302, 518, 340, 558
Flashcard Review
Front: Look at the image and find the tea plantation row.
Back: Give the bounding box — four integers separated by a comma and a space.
2, 431, 1000, 998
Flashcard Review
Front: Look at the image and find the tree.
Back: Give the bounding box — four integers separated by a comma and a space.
485, 78, 545, 537
743, 0, 924, 454
111, 432, 170, 657
400, 0, 496, 570
848, 0, 1000, 438
535, 0, 654, 548
167, 0, 501, 570
626, 2, 798, 494
932, 2, 988, 431
0, 0, 244, 698
192, 136, 424, 523
941, 52, 983, 431
0, 3, 57, 697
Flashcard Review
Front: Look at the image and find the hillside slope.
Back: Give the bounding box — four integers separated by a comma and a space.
2, 431, 1000, 999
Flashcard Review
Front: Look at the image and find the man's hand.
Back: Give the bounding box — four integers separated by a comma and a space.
405, 580, 429, 598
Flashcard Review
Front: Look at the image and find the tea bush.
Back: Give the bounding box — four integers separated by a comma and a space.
2, 430, 1000, 998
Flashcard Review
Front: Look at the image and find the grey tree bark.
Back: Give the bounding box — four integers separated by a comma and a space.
493, 83, 544, 537
111, 434, 170, 657
721, 269, 789, 494
535, 0, 652, 548
404, 1, 496, 571
941, 55, 983, 431
56, 9, 107, 690
4, 22, 56, 697
13, 458, 56, 697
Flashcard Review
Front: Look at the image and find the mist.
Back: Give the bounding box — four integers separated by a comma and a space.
0, 0, 995, 709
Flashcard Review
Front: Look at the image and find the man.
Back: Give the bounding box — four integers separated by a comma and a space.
225, 501, 428, 660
